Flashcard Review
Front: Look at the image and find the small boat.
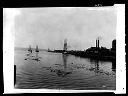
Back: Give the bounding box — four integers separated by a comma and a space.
28, 45, 32, 53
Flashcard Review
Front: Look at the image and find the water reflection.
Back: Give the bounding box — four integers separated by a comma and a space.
56, 54, 72, 77
88, 59, 100, 74
63, 54, 68, 72
16, 50, 116, 89
46, 54, 72, 77
88, 58, 116, 75
95, 60, 99, 73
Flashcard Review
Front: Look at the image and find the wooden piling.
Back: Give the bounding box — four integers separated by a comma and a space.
14, 65, 16, 86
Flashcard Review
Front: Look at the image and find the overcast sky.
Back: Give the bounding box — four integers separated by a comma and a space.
14, 7, 117, 50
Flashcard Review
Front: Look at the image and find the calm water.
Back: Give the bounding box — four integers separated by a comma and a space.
15, 50, 116, 90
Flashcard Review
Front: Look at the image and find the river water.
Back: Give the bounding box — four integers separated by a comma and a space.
14, 49, 116, 90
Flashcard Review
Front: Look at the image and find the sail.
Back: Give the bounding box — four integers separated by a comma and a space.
35, 45, 39, 52
63, 39, 67, 52
28, 45, 32, 53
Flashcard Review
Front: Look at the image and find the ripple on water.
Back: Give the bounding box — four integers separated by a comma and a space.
15, 50, 116, 90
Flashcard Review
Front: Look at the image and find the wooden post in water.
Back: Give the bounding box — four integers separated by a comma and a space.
14, 65, 16, 86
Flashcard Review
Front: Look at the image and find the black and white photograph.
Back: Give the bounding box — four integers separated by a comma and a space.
3, 5, 125, 93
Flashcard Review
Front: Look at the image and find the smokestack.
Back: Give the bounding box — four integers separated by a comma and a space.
96, 39, 97, 48
98, 39, 99, 48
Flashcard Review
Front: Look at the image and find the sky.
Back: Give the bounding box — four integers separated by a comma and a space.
14, 7, 117, 50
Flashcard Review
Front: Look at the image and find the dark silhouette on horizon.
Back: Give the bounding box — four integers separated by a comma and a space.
49, 39, 116, 62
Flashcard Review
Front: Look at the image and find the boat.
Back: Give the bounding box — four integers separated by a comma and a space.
28, 45, 32, 53
35, 45, 39, 52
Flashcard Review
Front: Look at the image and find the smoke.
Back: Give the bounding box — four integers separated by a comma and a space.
97, 36, 102, 40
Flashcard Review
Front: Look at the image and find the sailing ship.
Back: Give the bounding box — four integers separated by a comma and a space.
26, 45, 32, 56
28, 45, 32, 53
34, 45, 40, 61
63, 39, 68, 54
35, 45, 39, 52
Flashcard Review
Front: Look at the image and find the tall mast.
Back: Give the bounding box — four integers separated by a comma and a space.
28, 45, 31, 51
63, 39, 67, 51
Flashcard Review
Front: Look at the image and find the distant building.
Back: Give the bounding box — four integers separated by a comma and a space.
85, 38, 112, 57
